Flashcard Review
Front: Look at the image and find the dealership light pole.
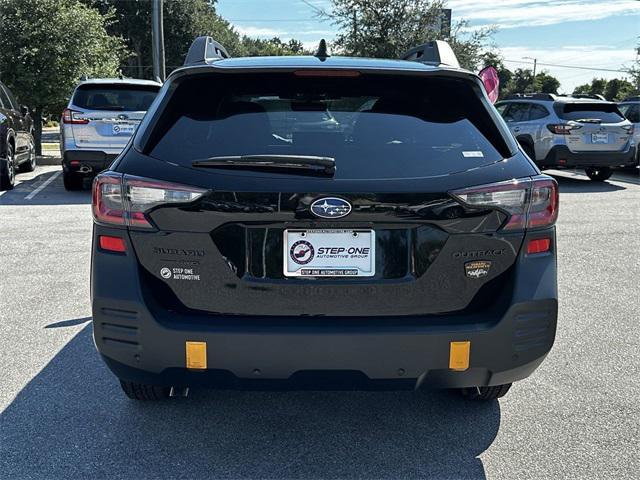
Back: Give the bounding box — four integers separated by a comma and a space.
151, 0, 165, 83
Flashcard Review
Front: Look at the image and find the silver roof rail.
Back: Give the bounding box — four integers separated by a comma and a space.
401, 40, 460, 68
184, 36, 230, 66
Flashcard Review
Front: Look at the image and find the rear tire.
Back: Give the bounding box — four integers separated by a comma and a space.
0, 143, 16, 191
20, 139, 37, 172
460, 383, 512, 401
585, 167, 612, 181
63, 171, 83, 190
119, 380, 171, 400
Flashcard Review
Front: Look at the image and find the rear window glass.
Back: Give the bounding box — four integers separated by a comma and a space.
147, 73, 512, 179
73, 84, 160, 111
556, 102, 624, 123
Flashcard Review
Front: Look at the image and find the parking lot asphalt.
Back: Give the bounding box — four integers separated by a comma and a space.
0, 166, 638, 479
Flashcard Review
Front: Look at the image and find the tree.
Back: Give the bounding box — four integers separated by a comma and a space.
83, 0, 241, 78
604, 78, 635, 101
318, 0, 495, 70
510, 69, 535, 93
0, 0, 127, 153
481, 51, 513, 96
624, 39, 639, 91
573, 77, 636, 101
83, 0, 308, 77
535, 72, 560, 94
240, 37, 307, 57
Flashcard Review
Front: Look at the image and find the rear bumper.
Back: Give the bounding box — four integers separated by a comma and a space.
62, 150, 119, 176
541, 144, 637, 168
91, 226, 558, 390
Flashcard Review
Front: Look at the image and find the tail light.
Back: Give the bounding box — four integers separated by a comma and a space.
92, 172, 207, 229
62, 108, 89, 124
546, 123, 581, 135
451, 175, 559, 230
621, 124, 634, 135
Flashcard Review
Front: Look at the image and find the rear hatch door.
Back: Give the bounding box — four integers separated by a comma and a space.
70, 83, 159, 149
121, 69, 537, 317
558, 102, 631, 152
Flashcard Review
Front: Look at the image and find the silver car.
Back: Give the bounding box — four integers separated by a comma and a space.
495, 93, 636, 181
60, 78, 161, 190
618, 96, 640, 169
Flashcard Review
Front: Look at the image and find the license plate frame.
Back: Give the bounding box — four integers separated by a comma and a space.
591, 132, 609, 144
283, 229, 375, 277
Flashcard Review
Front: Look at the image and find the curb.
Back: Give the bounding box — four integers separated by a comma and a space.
36, 156, 61, 166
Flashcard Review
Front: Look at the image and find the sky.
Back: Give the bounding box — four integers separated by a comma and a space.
216, 0, 639, 93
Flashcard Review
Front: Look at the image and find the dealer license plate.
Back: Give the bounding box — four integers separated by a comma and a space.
284, 229, 375, 277
112, 123, 136, 135
591, 133, 609, 144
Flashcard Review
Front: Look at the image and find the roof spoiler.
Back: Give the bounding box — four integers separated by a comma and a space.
570, 93, 606, 101
401, 40, 460, 68
184, 36, 230, 66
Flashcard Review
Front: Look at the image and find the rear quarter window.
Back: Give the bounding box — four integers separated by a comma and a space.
145, 72, 515, 180
73, 84, 160, 111
556, 102, 625, 123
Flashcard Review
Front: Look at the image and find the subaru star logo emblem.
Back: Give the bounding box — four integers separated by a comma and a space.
310, 197, 352, 219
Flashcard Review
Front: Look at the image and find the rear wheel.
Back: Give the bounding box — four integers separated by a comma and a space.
119, 380, 171, 400
0, 143, 16, 191
585, 167, 612, 181
460, 383, 512, 401
20, 139, 37, 172
63, 171, 83, 190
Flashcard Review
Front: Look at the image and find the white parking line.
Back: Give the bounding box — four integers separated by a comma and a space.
24, 170, 62, 200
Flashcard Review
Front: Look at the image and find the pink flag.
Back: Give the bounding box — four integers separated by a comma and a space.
479, 66, 500, 104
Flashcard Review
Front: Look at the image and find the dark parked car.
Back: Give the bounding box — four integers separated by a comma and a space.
0, 80, 35, 190
91, 38, 559, 401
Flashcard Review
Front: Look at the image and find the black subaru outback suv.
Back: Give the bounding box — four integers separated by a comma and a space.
91, 38, 559, 401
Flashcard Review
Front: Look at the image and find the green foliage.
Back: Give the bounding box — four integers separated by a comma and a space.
480, 51, 561, 97
83, 0, 241, 76
82, 0, 307, 77
573, 77, 636, 101
534, 71, 560, 95
239, 37, 307, 57
325, 0, 447, 58
321, 0, 495, 70
0, 0, 126, 111
624, 39, 639, 91
0, 0, 128, 152
481, 51, 512, 93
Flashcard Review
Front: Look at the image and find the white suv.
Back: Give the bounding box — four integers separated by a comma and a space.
60, 78, 161, 190
495, 93, 635, 181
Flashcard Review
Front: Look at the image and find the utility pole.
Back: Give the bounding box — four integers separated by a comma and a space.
523, 56, 537, 92
151, 0, 165, 83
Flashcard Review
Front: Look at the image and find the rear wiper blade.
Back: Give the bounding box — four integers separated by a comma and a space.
192, 155, 336, 176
